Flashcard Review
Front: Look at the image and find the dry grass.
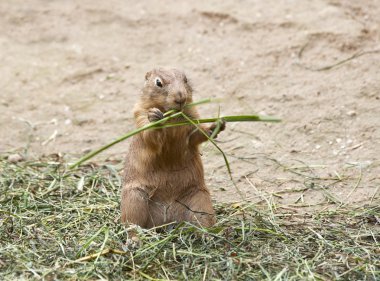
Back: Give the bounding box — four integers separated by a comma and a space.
0, 157, 379, 280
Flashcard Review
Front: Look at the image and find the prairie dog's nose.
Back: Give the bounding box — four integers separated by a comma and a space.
175, 91, 186, 106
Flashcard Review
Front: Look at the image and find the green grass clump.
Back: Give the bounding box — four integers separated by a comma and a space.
0, 158, 379, 280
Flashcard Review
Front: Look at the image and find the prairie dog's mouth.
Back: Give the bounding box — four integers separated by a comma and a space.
168, 104, 186, 112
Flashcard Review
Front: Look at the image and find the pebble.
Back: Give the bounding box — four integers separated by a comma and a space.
8, 153, 24, 163
81, 148, 92, 154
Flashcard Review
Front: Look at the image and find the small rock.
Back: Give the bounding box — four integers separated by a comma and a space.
251, 139, 263, 148
8, 153, 24, 163
50, 118, 58, 125
347, 110, 357, 117
82, 148, 92, 154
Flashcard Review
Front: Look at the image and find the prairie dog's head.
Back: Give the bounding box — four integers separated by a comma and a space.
142, 68, 193, 112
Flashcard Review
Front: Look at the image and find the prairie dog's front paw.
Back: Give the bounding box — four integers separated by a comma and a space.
148, 108, 164, 122
209, 118, 226, 137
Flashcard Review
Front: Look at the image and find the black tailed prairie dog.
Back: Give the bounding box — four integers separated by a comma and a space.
121, 68, 225, 229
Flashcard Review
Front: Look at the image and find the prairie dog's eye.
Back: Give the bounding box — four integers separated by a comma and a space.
183, 76, 188, 83
155, 77, 163, 88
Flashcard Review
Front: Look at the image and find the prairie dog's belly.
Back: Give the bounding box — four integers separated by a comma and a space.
141, 165, 202, 192
124, 134, 206, 201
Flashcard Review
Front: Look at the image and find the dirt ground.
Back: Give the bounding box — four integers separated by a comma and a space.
1, 0, 379, 209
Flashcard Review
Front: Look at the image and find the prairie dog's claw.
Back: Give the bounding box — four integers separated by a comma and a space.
209, 119, 226, 137
148, 108, 164, 122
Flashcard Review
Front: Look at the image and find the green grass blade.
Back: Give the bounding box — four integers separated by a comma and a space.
155, 115, 281, 129
69, 98, 281, 169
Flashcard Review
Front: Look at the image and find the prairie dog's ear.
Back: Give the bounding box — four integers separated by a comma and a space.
145, 71, 152, 81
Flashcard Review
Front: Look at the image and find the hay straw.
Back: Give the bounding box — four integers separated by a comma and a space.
1, 159, 379, 280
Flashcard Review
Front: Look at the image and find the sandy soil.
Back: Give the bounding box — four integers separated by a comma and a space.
1, 0, 379, 209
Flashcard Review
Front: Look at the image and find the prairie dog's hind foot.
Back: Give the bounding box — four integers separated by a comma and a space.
123, 224, 142, 251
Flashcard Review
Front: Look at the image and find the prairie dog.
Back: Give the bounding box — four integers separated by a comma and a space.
121, 68, 225, 229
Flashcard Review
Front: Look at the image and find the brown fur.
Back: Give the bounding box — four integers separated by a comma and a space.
121, 68, 225, 229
